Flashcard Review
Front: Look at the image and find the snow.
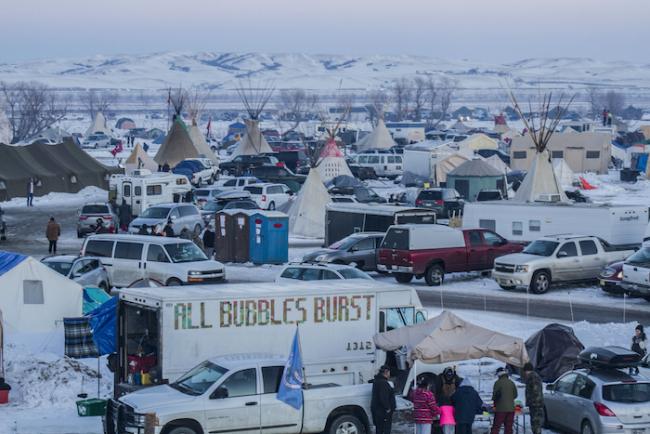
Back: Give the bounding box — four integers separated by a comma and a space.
1, 186, 107, 209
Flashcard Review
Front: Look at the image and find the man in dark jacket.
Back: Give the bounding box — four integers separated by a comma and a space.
118, 199, 132, 232
523, 363, 544, 434
490, 367, 518, 434
452, 377, 484, 434
371, 365, 396, 434
202, 224, 216, 258
163, 220, 175, 237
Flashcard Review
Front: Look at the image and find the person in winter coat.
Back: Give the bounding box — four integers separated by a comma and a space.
438, 368, 456, 434
192, 226, 204, 250
631, 324, 647, 374
94, 218, 111, 234
162, 162, 170, 172
202, 224, 216, 258
371, 365, 396, 434
118, 199, 132, 231
46, 217, 61, 254
163, 220, 175, 237
138, 224, 150, 235
411, 377, 439, 434
523, 363, 544, 434
490, 367, 518, 434
452, 377, 484, 434
27, 178, 34, 207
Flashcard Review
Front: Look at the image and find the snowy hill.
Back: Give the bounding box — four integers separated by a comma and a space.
0, 51, 649, 93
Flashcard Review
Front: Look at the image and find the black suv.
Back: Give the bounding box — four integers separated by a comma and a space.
414, 188, 464, 218
249, 165, 306, 192
219, 155, 279, 176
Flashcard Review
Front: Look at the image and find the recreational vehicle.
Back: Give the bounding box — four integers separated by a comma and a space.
109, 170, 192, 216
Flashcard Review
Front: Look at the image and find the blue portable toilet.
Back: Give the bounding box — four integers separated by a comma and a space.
247, 210, 289, 265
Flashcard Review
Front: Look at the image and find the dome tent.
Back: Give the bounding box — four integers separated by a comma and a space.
115, 117, 136, 130
446, 159, 506, 201
526, 323, 584, 382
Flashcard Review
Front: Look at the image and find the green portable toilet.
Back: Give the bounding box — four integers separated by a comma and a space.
447, 159, 506, 202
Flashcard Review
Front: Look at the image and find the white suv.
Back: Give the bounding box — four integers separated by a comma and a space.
356, 152, 403, 178
275, 263, 373, 283
244, 183, 291, 210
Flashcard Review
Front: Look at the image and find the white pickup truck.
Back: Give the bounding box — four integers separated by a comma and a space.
105, 354, 402, 434
492, 235, 635, 294
620, 246, 650, 302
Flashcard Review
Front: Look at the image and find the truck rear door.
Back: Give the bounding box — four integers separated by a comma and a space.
577, 239, 603, 279
465, 230, 489, 270
259, 365, 302, 433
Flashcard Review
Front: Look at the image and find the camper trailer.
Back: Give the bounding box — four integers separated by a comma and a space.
113, 281, 425, 397
463, 201, 648, 247
109, 170, 192, 217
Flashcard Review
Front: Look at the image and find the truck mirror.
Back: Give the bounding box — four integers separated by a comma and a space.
211, 387, 229, 400
557, 251, 568, 258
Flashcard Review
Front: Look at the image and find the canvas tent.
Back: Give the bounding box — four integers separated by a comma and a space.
458, 133, 499, 152
288, 168, 331, 238
526, 323, 584, 382
85, 112, 112, 137
124, 143, 158, 175
317, 139, 353, 183
373, 310, 528, 367
0, 251, 82, 333
552, 158, 575, 188
447, 159, 506, 201
115, 118, 136, 130
0, 141, 115, 201
154, 119, 200, 167
485, 154, 510, 174
355, 119, 397, 151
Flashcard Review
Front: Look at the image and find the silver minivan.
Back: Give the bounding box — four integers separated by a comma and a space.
80, 234, 225, 287
356, 153, 403, 178
128, 203, 203, 235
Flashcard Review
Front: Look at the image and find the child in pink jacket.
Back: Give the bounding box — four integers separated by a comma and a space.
412, 378, 439, 434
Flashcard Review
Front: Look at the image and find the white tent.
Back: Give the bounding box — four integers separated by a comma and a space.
316, 139, 353, 183
188, 122, 218, 163
458, 133, 498, 152
0, 252, 82, 333
232, 119, 273, 157
552, 158, 575, 188
434, 153, 471, 185
0, 109, 12, 144
355, 119, 397, 151
485, 154, 510, 174
288, 168, 331, 238
124, 143, 158, 174
514, 150, 568, 203
85, 112, 112, 137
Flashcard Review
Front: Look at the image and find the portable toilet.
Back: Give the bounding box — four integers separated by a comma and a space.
215, 210, 237, 262
247, 211, 289, 265
231, 211, 251, 263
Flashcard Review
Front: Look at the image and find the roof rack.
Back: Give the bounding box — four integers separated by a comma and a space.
579, 346, 642, 370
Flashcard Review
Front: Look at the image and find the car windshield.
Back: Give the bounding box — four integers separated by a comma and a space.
43, 260, 73, 275
203, 202, 222, 212
626, 247, 650, 266
165, 242, 208, 263
140, 207, 171, 219
523, 240, 559, 256
603, 383, 650, 403
81, 205, 109, 214
338, 268, 372, 280
171, 361, 228, 396
329, 236, 361, 250
418, 190, 443, 200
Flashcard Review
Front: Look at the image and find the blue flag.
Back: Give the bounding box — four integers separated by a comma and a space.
277, 328, 304, 409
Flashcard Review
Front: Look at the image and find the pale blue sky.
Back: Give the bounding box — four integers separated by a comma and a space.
1, 0, 648, 62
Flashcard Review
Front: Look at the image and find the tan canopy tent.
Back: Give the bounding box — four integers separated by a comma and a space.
373, 310, 529, 367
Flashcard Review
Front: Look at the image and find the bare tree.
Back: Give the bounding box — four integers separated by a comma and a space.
278, 89, 318, 133
367, 89, 389, 126
423, 77, 456, 129
80, 89, 116, 118
392, 78, 412, 121
425, 76, 439, 128
586, 87, 602, 119
0, 81, 68, 144
186, 87, 210, 126
437, 77, 456, 125
412, 77, 427, 121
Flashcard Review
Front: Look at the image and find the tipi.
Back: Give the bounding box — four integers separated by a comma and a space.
232, 83, 274, 157
125, 143, 158, 174
355, 118, 396, 152
552, 158, 575, 188
316, 116, 352, 183
187, 90, 218, 163
288, 168, 331, 238
154, 118, 200, 167
85, 112, 112, 137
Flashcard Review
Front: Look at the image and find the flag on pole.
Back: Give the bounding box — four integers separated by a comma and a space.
277, 328, 304, 410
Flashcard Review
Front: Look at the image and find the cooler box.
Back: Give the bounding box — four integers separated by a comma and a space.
76, 398, 107, 417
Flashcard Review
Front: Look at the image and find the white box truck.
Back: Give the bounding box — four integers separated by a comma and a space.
114, 281, 426, 397
463, 201, 648, 247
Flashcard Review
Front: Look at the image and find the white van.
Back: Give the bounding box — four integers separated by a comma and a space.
80, 234, 225, 287
356, 153, 403, 178
109, 170, 192, 217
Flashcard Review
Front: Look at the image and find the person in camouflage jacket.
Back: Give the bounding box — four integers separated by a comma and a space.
523, 363, 544, 434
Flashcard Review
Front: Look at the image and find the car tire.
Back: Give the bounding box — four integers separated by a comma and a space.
166, 278, 182, 286
327, 414, 366, 434
425, 264, 444, 286
394, 273, 413, 284
499, 285, 515, 291
167, 426, 198, 434
268, 201, 276, 210
529, 270, 551, 294
581, 420, 594, 434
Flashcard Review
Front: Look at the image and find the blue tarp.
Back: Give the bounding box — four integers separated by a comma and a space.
0, 251, 27, 278
83, 287, 112, 315
87, 297, 117, 356
636, 153, 649, 172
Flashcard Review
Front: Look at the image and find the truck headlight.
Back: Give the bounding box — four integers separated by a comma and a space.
515, 265, 529, 273
188, 271, 201, 276
315, 255, 328, 262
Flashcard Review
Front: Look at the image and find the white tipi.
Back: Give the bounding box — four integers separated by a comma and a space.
355, 118, 396, 152
316, 138, 353, 183
85, 112, 112, 137
232, 83, 275, 157
288, 168, 331, 238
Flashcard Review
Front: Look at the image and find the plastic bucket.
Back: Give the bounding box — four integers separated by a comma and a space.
0, 390, 9, 404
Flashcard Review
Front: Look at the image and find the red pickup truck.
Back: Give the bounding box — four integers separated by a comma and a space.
377, 224, 524, 285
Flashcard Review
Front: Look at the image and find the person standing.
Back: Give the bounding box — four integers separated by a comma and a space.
202, 224, 216, 258
138, 223, 150, 235
452, 377, 484, 434
438, 369, 456, 434
490, 367, 518, 434
27, 178, 34, 207
371, 365, 396, 434
46, 217, 61, 255
632, 324, 647, 374
163, 219, 175, 237
412, 377, 439, 434
118, 199, 132, 232
522, 363, 544, 434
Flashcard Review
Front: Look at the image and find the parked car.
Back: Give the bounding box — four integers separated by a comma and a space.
199, 192, 259, 224
330, 195, 358, 203
41, 255, 110, 291
128, 203, 203, 235
219, 155, 280, 176
302, 232, 385, 271
476, 189, 504, 201
249, 165, 306, 192
216, 176, 261, 191
243, 183, 292, 210
415, 188, 464, 218
185, 157, 219, 180
599, 261, 625, 295
77, 202, 118, 237
356, 153, 403, 178
493, 235, 635, 294
81, 234, 225, 287
275, 262, 373, 283
173, 160, 213, 186
193, 186, 226, 209
82, 133, 111, 149
0, 207, 6, 240
377, 224, 522, 285
348, 163, 378, 180
544, 349, 650, 434
620, 246, 650, 302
